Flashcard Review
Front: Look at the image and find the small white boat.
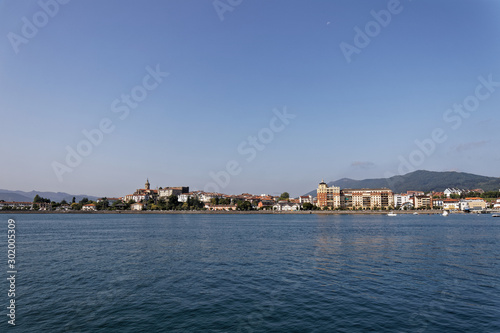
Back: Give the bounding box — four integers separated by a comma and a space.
442, 210, 449, 216
387, 212, 397, 216
492, 214, 500, 217
413, 212, 419, 215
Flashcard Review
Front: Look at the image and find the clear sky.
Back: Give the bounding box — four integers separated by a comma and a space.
1, 0, 499, 197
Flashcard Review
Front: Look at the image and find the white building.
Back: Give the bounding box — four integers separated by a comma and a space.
444, 188, 463, 198
82, 204, 97, 211
394, 194, 412, 207
131, 203, 144, 211
272, 202, 301, 211
299, 195, 313, 204
199, 192, 222, 203
0, 202, 33, 210
433, 199, 444, 207
204, 204, 237, 211
443, 199, 460, 210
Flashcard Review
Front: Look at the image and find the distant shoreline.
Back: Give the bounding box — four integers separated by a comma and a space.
0, 210, 447, 215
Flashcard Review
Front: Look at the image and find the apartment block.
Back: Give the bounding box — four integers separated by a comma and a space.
341, 188, 394, 210
317, 180, 340, 209
316, 181, 393, 210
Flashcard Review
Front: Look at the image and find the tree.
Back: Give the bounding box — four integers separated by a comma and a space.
61, 199, 68, 205
79, 197, 89, 205
70, 203, 81, 210
33, 195, 50, 203
237, 201, 253, 211
72, 197, 76, 204
219, 198, 231, 205
302, 203, 314, 210
157, 198, 167, 210
96, 199, 109, 211
279, 192, 290, 200
187, 197, 204, 210
167, 195, 180, 210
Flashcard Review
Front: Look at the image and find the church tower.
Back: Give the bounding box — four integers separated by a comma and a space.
145, 178, 150, 190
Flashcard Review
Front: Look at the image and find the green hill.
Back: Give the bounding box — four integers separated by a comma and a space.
305, 170, 500, 196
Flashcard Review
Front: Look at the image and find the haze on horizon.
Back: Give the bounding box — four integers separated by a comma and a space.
1, 0, 499, 198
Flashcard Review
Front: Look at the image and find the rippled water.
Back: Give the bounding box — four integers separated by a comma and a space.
4, 213, 500, 332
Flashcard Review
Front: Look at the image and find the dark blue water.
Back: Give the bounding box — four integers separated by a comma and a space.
2, 213, 500, 332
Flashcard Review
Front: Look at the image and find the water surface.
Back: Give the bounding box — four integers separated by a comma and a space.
4, 213, 500, 332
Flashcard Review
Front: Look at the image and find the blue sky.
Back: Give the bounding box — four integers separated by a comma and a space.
1, 0, 499, 197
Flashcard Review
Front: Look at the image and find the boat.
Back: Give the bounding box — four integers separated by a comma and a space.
387, 212, 397, 217
442, 210, 449, 216
413, 212, 419, 215
492, 214, 500, 217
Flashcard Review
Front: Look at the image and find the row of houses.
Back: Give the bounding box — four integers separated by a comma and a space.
203, 201, 304, 212
317, 181, 498, 211
122, 179, 315, 211
0, 201, 52, 210
3, 179, 497, 212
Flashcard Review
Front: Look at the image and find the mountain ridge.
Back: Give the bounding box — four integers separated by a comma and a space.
0, 189, 100, 202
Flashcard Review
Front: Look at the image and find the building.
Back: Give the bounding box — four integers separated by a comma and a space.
258, 200, 275, 209
340, 188, 394, 210
158, 186, 189, 199
443, 199, 460, 210
97, 197, 121, 204
0, 201, 33, 210
394, 193, 412, 208
82, 204, 97, 211
317, 180, 340, 209
125, 179, 159, 203
299, 195, 313, 204
444, 188, 463, 198
317, 181, 393, 210
131, 203, 145, 211
432, 192, 445, 198
432, 199, 444, 208
204, 204, 237, 211
413, 195, 433, 209
273, 202, 301, 211
463, 198, 487, 211
493, 199, 500, 209
199, 192, 223, 203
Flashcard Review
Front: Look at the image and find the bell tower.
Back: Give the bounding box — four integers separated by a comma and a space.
145, 178, 150, 190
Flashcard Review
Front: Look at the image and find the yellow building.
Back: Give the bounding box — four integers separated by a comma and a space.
341, 188, 394, 210
464, 198, 487, 210
316, 181, 393, 210
413, 195, 433, 209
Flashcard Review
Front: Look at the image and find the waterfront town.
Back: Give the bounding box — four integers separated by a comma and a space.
1, 179, 500, 213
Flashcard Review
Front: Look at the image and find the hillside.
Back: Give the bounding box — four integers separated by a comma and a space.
0, 189, 99, 203
305, 170, 500, 196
